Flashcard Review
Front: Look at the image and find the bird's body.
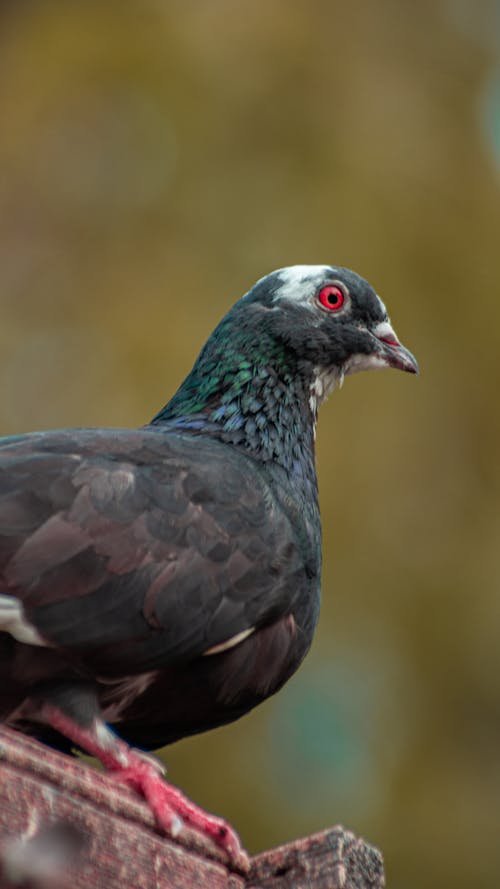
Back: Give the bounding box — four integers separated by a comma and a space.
0, 265, 417, 864
0, 426, 319, 750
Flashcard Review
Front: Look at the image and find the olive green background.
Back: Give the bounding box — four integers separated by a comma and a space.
0, 2, 498, 887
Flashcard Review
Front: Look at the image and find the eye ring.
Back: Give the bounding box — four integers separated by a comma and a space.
317, 283, 347, 312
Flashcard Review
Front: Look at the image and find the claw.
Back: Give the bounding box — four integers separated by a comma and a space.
170, 815, 183, 838
39, 707, 247, 868
112, 757, 248, 869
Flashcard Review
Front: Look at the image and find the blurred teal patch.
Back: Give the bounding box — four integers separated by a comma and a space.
281, 683, 361, 774
268, 660, 384, 820
482, 68, 500, 169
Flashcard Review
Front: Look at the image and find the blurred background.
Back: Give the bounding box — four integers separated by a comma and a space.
0, 1, 498, 886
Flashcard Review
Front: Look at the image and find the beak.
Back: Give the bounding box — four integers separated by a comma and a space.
371, 321, 419, 375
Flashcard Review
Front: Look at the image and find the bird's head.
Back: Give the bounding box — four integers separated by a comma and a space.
155, 264, 418, 441
240, 265, 418, 405
242, 265, 418, 374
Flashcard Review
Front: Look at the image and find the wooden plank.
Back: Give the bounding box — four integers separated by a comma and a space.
249, 827, 385, 888
0, 726, 384, 889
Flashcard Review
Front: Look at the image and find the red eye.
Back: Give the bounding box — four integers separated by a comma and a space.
317, 284, 345, 312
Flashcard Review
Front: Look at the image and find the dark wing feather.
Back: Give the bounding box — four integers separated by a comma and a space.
0, 428, 308, 675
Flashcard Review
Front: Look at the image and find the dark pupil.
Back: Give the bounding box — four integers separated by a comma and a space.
328, 289, 339, 304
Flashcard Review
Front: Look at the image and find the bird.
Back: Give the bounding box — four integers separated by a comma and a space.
0, 265, 418, 866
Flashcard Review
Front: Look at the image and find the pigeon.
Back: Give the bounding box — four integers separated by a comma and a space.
0, 265, 418, 866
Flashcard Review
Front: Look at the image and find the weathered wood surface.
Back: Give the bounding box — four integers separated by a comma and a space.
0, 726, 384, 889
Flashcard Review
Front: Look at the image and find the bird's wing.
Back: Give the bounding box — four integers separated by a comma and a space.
0, 428, 307, 674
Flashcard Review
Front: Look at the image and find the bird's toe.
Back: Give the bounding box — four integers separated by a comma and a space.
112, 754, 249, 870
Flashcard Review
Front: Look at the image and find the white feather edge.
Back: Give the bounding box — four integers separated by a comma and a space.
203, 626, 255, 655
0, 594, 48, 646
0, 593, 257, 655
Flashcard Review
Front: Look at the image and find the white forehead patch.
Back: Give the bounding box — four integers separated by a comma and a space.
273, 265, 334, 304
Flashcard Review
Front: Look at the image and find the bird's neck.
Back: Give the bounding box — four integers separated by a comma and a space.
151, 323, 320, 490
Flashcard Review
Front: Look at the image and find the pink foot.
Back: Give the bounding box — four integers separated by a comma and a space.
113, 758, 248, 869
40, 706, 248, 869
